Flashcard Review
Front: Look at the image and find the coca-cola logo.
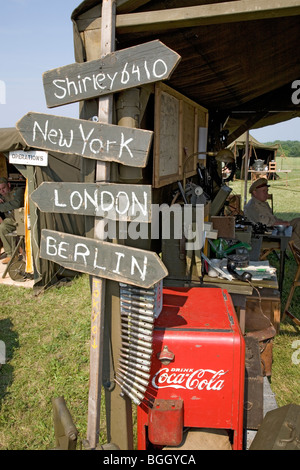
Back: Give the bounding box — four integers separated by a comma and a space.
152, 367, 228, 391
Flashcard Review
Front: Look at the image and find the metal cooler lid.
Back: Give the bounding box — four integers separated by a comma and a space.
155, 287, 236, 331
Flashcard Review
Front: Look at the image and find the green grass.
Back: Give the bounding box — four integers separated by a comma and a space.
0, 275, 92, 450
0, 168, 299, 449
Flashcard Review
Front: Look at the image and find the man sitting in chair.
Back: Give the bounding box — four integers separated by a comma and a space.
244, 178, 300, 246
0, 177, 24, 264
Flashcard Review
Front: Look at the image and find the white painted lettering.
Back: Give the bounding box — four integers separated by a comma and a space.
131, 191, 148, 217
90, 138, 103, 154
54, 189, 67, 208
48, 128, 58, 145
33, 119, 48, 142
131, 256, 147, 281
58, 128, 73, 148
107, 72, 118, 90
84, 189, 98, 211
113, 252, 125, 274
78, 123, 94, 155
118, 133, 134, 159
66, 77, 78, 96
58, 242, 68, 259
116, 191, 130, 215
53, 79, 67, 99
153, 59, 168, 78
70, 191, 83, 211
74, 243, 90, 266
46, 236, 58, 256
93, 248, 106, 271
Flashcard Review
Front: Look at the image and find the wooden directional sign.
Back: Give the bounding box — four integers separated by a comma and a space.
40, 229, 168, 288
31, 182, 152, 222
16, 112, 152, 167
43, 40, 181, 108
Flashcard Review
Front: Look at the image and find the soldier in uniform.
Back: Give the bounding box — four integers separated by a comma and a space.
244, 177, 300, 246
0, 177, 24, 264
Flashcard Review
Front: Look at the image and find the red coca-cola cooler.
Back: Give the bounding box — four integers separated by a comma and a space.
137, 287, 245, 450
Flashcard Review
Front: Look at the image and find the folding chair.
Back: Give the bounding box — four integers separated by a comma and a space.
282, 240, 300, 326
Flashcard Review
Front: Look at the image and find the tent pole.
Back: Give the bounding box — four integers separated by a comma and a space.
243, 130, 250, 209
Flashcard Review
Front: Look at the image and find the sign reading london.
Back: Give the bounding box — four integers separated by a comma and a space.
17, 112, 153, 167
31, 182, 151, 222
40, 230, 168, 288
43, 40, 181, 108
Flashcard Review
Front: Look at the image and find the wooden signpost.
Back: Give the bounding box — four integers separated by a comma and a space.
43, 40, 181, 108
30, 182, 152, 222
28, 1, 180, 450
40, 229, 167, 289
17, 112, 153, 167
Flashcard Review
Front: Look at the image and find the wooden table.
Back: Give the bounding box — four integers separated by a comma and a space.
256, 225, 292, 293
203, 274, 279, 334
248, 169, 291, 186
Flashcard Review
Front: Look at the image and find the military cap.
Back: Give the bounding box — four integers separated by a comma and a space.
0, 177, 8, 184
249, 177, 270, 194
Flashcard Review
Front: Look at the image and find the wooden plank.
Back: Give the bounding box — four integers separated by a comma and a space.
114, 0, 300, 34
31, 181, 152, 222
86, 0, 116, 451
43, 40, 181, 108
116, 0, 152, 13
17, 112, 153, 168
40, 229, 168, 289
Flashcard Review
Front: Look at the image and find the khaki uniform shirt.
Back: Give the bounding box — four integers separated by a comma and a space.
244, 197, 276, 226
0, 186, 24, 219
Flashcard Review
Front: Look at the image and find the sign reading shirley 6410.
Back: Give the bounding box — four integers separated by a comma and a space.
43, 40, 181, 108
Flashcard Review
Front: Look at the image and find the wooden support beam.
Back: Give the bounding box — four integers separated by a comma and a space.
116, 0, 152, 13
86, 0, 116, 450
115, 0, 300, 34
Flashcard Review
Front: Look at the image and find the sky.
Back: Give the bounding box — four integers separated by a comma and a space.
0, 0, 299, 143
0, 0, 80, 127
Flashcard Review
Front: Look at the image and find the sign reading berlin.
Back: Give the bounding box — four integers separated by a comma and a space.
43, 40, 181, 108
40, 229, 168, 288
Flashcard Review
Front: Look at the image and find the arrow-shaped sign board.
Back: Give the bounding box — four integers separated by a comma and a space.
16, 112, 152, 167
43, 40, 181, 108
40, 229, 168, 289
31, 182, 152, 222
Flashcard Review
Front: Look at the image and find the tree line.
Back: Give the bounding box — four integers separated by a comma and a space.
265, 140, 300, 158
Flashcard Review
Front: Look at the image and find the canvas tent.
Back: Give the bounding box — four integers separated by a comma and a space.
228, 132, 279, 177
71, 0, 300, 140
0, 128, 85, 293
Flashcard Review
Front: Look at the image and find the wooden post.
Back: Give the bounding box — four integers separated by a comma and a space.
86, 0, 116, 449
243, 130, 250, 209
